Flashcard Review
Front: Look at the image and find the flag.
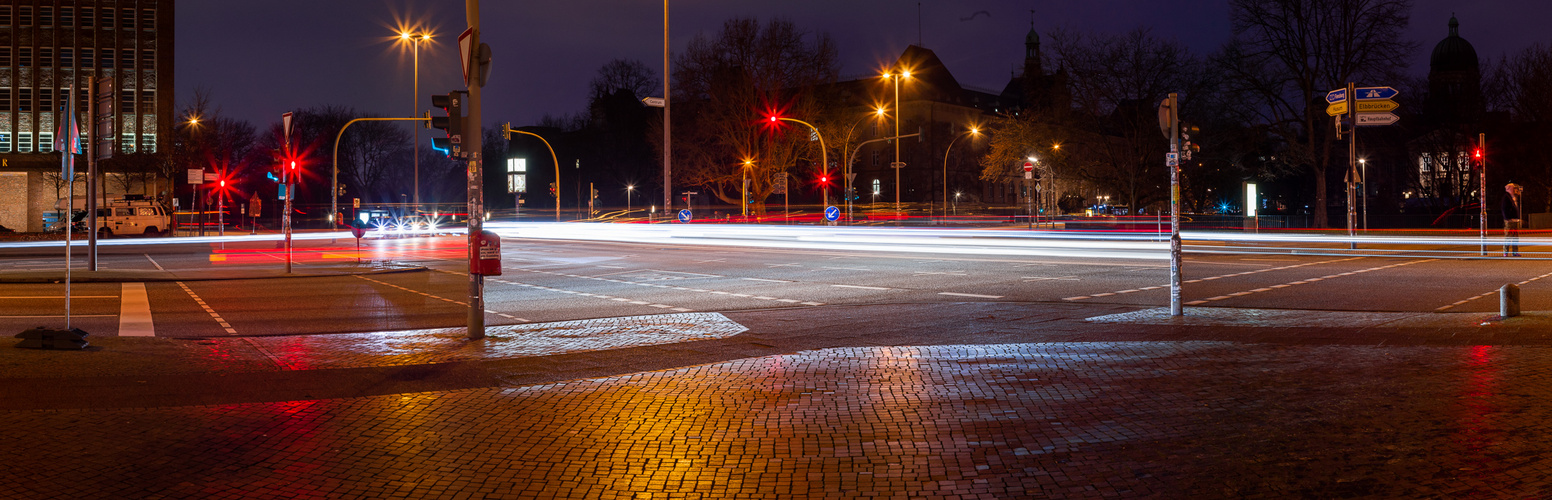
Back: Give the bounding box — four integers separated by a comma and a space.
55, 98, 82, 155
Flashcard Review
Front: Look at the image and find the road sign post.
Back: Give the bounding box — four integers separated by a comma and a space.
1159, 94, 1183, 317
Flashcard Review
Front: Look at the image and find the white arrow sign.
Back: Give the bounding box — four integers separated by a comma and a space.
1355, 112, 1400, 126
641, 97, 665, 108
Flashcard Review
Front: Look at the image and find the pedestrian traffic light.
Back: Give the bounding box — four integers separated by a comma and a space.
1473, 147, 1484, 166
549, 182, 558, 199
430, 91, 466, 157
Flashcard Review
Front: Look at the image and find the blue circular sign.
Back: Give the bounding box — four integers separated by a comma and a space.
824, 206, 840, 221
677, 209, 692, 223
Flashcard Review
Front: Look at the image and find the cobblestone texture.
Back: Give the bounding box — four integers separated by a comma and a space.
0, 313, 745, 378
5, 342, 1552, 498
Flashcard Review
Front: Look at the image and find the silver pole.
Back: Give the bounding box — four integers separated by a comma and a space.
1168, 93, 1182, 317
662, 0, 672, 217
466, 0, 486, 340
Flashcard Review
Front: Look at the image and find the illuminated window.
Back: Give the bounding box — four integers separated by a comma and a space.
872, 179, 881, 195
0, 133, 9, 153
39, 133, 54, 153
142, 133, 156, 153
120, 133, 135, 153
507, 158, 527, 193
17, 133, 32, 153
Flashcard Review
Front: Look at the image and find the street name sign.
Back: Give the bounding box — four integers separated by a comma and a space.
641, 97, 665, 108
1356, 112, 1400, 126
1326, 88, 1347, 103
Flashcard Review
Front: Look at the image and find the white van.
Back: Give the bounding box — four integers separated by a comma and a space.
74, 199, 171, 237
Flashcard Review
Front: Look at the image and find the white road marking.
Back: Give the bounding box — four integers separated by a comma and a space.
1436, 268, 1552, 311
1022, 276, 1079, 282
1185, 259, 1438, 306
117, 283, 155, 337
499, 267, 823, 308
939, 292, 1003, 299
145, 254, 165, 271
831, 284, 889, 290
742, 278, 790, 283
1065, 256, 1364, 301
822, 266, 871, 271
175, 282, 237, 335
356, 275, 531, 322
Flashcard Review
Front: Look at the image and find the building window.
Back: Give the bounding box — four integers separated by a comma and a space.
0, 88, 9, 109
141, 50, 154, 68
0, 6, 11, 26
141, 133, 155, 153
19, 88, 31, 112
121, 9, 134, 29
141, 9, 155, 30
19, 48, 31, 67
120, 133, 135, 153
61, 7, 73, 27
121, 90, 134, 113
100, 8, 112, 29
871, 151, 879, 167
507, 158, 527, 193
39, 6, 52, 26
80, 7, 93, 28
18, 133, 32, 153
872, 179, 881, 195
19, 6, 31, 27
39, 87, 53, 112
140, 89, 153, 111
39, 133, 54, 153
39, 48, 53, 68
80, 48, 94, 68
59, 89, 71, 112
120, 49, 134, 69
61, 49, 73, 67
0, 133, 10, 153
0, 48, 10, 67
101, 49, 114, 68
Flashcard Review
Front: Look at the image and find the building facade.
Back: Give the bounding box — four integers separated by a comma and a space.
0, 0, 173, 232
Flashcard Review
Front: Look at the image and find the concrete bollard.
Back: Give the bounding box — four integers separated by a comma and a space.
1501, 283, 1521, 318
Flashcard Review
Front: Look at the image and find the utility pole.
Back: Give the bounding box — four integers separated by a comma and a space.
1480, 132, 1487, 256
1164, 93, 1183, 317
1346, 82, 1357, 250
662, 0, 672, 218
465, 0, 487, 339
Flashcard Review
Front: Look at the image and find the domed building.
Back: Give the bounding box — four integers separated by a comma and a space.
1411, 15, 1485, 202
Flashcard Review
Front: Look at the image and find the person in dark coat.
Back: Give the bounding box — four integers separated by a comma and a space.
1503, 182, 1524, 256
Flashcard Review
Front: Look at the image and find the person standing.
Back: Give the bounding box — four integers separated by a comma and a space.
1503, 182, 1524, 257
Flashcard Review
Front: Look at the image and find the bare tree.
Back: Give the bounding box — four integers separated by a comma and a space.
667, 17, 839, 211
588, 59, 659, 103
1219, 0, 1416, 227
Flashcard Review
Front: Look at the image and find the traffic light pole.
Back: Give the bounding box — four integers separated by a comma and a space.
330, 117, 431, 224
1479, 132, 1487, 256
466, 0, 486, 340
1167, 93, 1182, 317
1346, 82, 1358, 250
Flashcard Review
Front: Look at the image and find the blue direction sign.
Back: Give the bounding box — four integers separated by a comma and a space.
677, 209, 692, 223
1328, 86, 1400, 103
824, 206, 840, 222
1354, 86, 1399, 100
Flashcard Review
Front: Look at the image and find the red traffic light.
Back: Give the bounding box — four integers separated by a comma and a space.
769, 116, 779, 123
820, 176, 828, 183
219, 179, 226, 188
1474, 149, 1482, 158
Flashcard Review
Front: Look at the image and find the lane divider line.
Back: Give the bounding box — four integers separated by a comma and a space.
355, 275, 528, 321
175, 281, 236, 335
1183, 259, 1437, 306
939, 292, 1004, 299
1064, 256, 1364, 301
1436, 268, 1552, 311
434, 269, 694, 313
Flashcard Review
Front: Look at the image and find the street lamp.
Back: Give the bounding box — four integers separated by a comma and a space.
881, 70, 912, 215
841, 106, 888, 222
626, 184, 635, 218
942, 127, 979, 220
396, 30, 433, 212
741, 159, 753, 219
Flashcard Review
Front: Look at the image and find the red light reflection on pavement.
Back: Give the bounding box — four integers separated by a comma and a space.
205, 237, 467, 266
1455, 345, 1505, 485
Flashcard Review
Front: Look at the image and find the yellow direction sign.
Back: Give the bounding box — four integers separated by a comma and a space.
1329, 99, 1399, 116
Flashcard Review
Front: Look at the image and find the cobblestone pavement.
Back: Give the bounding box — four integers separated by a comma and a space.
6, 340, 1552, 499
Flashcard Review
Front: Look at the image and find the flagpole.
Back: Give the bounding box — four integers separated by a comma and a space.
62, 85, 75, 328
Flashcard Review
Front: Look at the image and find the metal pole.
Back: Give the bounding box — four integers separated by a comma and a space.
466, 0, 486, 340
662, 0, 672, 217
1168, 93, 1182, 317
1347, 82, 1357, 250
84, 84, 97, 271
893, 75, 901, 215
413, 39, 421, 212
1361, 160, 1368, 232
1480, 132, 1487, 256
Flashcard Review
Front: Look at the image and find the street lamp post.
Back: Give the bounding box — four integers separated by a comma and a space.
942, 127, 978, 222
398, 31, 432, 212
840, 107, 886, 223
626, 185, 634, 218
882, 71, 911, 216
1359, 158, 1368, 232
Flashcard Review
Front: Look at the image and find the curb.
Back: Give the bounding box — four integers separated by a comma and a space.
0, 264, 428, 283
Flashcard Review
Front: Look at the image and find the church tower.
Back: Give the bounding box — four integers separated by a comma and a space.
1425, 16, 1483, 125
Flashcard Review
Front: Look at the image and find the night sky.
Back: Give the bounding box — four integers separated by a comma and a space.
176, 0, 1551, 132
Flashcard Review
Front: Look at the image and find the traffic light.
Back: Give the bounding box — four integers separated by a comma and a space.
1180, 123, 1201, 161
1473, 147, 1484, 167
430, 91, 466, 157
548, 182, 558, 199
